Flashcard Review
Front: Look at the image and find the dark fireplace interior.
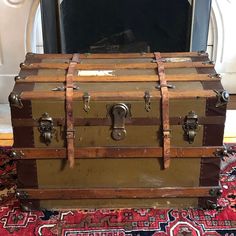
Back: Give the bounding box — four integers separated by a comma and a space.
61, 0, 192, 53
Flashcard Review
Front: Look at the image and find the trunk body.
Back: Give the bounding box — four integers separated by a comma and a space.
9, 52, 227, 210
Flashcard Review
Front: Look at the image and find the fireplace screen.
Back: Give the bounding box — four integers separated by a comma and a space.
61, 0, 192, 53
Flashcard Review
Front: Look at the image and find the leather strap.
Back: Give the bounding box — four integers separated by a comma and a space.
154, 52, 171, 169
66, 53, 80, 168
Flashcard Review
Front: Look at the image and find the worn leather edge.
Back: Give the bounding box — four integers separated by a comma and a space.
13, 54, 40, 208
196, 59, 225, 208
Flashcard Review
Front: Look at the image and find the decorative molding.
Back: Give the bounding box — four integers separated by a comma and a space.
210, 0, 236, 93
0, 36, 3, 65
26, 0, 40, 52
210, 0, 225, 64
4, 0, 25, 8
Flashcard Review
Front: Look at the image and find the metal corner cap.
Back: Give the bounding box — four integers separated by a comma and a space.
8, 92, 23, 109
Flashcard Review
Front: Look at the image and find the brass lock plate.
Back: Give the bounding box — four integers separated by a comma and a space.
108, 103, 131, 141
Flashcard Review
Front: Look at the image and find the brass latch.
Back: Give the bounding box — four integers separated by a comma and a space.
83, 92, 91, 112
183, 111, 199, 144
144, 91, 151, 112
38, 113, 54, 145
111, 103, 130, 141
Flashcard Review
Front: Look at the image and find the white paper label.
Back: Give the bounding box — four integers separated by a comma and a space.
164, 57, 191, 62
78, 70, 114, 76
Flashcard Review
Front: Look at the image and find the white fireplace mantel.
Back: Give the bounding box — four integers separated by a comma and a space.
0, 0, 236, 103
208, 0, 236, 94
0, 0, 40, 103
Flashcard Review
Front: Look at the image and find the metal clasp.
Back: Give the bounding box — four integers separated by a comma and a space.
16, 190, 29, 200
202, 60, 214, 65
9, 150, 24, 159
83, 92, 91, 112
215, 145, 236, 161
14, 75, 22, 81
38, 113, 54, 145
209, 188, 222, 197
156, 84, 176, 89
182, 111, 199, 144
214, 90, 230, 107
52, 85, 79, 91
208, 73, 222, 79
198, 50, 208, 56
144, 91, 151, 112
0, 148, 24, 159
111, 103, 129, 141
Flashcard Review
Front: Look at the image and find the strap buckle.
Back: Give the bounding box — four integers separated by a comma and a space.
156, 84, 175, 89
163, 129, 171, 138
66, 130, 75, 139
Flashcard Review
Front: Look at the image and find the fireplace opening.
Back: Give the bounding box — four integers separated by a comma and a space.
61, 0, 192, 53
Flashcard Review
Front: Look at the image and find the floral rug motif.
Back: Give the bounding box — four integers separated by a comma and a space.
0, 147, 235, 236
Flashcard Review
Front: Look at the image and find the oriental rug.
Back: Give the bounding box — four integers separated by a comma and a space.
0, 147, 235, 236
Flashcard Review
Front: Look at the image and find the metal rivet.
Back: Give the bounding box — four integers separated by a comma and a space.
20, 63, 25, 68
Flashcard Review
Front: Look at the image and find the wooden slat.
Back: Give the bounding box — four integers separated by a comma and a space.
17, 74, 220, 83
0, 140, 13, 146
26, 52, 205, 60
20, 89, 216, 101
16, 186, 220, 200
21, 62, 214, 70
0, 133, 13, 140
11, 116, 225, 127
169, 90, 216, 99
0, 146, 221, 159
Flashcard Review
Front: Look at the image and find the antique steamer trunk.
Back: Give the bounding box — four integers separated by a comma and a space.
8, 52, 228, 210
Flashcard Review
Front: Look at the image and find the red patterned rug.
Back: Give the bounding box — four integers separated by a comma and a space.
0, 147, 236, 236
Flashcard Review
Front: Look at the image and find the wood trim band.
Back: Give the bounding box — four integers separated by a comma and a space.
26, 52, 207, 59
1, 146, 222, 159
16, 186, 220, 200
11, 116, 226, 127
20, 61, 214, 70
20, 90, 217, 101
16, 74, 220, 83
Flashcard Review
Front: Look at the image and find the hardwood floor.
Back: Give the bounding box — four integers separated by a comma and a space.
0, 104, 13, 146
